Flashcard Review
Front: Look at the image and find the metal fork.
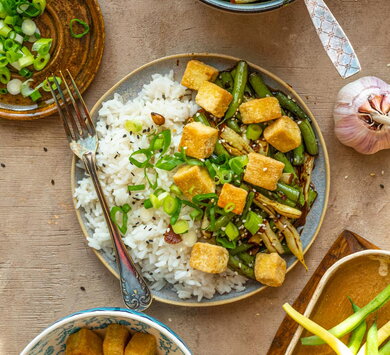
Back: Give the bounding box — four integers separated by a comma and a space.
48, 70, 152, 311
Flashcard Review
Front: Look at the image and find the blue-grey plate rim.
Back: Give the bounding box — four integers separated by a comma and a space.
20, 307, 192, 355
71, 53, 330, 307
198, 0, 296, 14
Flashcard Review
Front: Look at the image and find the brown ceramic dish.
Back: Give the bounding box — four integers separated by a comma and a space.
0, 0, 105, 120
286, 250, 390, 355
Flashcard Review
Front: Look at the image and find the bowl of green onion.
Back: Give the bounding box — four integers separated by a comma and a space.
0, 0, 105, 120
198, 0, 296, 14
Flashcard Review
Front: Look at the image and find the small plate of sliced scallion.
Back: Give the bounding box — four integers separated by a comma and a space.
0, 0, 105, 120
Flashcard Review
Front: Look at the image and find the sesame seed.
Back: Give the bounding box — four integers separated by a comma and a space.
263, 168, 268, 172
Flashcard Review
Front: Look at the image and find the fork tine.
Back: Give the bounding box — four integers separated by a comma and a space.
66, 69, 95, 135
47, 76, 74, 142
52, 74, 81, 141
60, 70, 90, 136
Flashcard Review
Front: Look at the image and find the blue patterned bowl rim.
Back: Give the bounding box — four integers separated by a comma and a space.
198, 0, 296, 13
20, 307, 192, 355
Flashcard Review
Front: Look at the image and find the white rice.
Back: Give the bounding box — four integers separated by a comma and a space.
74, 71, 247, 300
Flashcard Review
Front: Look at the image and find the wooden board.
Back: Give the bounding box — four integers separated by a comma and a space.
267, 230, 380, 355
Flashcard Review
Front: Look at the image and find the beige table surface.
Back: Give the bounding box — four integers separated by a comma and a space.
1, 0, 390, 354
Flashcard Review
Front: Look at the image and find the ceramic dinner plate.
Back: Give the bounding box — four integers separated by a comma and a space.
0, 0, 105, 120
71, 53, 330, 307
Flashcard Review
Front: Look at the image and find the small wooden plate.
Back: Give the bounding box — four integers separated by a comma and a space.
0, 0, 105, 120
267, 230, 380, 355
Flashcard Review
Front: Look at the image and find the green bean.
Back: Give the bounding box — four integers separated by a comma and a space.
230, 242, 253, 256
244, 83, 255, 98
225, 61, 248, 120
276, 182, 300, 202
211, 213, 234, 232
237, 252, 255, 266
273, 152, 298, 179
293, 144, 305, 166
367, 321, 379, 355
298, 119, 319, 155
226, 118, 241, 134
228, 255, 255, 279
242, 191, 255, 219
249, 72, 273, 98
273, 91, 309, 121
347, 299, 366, 355
276, 196, 297, 208
214, 77, 223, 87
219, 71, 234, 93
308, 188, 317, 207
194, 112, 230, 157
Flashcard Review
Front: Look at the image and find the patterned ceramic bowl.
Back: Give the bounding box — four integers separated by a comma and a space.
21, 308, 192, 355
199, 0, 296, 13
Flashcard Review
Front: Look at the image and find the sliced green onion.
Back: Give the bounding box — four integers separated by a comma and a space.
189, 209, 201, 220
0, 88, 8, 94
4, 39, 14, 51
31, 37, 52, 55
208, 205, 216, 230
150, 130, 171, 155
33, 52, 50, 71
224, 202, 236, 213
129, 149, 153, 168
124, 119, 142, 132
149, 193, 161, 209
170, 184, 181, 195
109, 205, 131, 235
9, 31, 23, 44
171, 220, 189, 234
19, 68, 32, 78
244, 211, 263, 235
283, 304, 353, 355
169, 198, 182, 225
70, 18, 90, 39
225, 222, 239, 240
29, 89, 41, 101
128, 184, 145, 192
0, 55, 8, 68
302, 283, 390, 346
192, 193, 218, 206
246, 124, 263, 140
21, 79, 34, 97
4, 16, 18, 26
42, 77, 62, 92
229, 155, 248, 175
18, 54, 34, 68
21, 18, 36, 35
0, 20, 12, 37
17, 2, 41, 17
143, 199, 152, 209
6, 50, 22, 63
33, 0, 46, 14
163, 195, 180, 216
6, 78, 21, 94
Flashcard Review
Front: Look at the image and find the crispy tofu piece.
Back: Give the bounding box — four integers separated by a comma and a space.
217, 183, 248, 215
244, 152, 284, 191
195, 81, 233, 118
254, 253, 286, 287
103, 324, 130, 355
173, 165, 215, 200
190, 242, 229, 274
66, 328, 103, 355
264, 116, 302, 153
239, 97, 282, 124
124, 333, 157, 355
178, 122, 218, 159
181, 60, 219, 90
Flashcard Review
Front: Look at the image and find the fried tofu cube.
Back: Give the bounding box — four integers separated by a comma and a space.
239, 97, 282, 124
254, 253, 286, 287
181, 60, 219, 91
173, 165, 215, 200
178, 122, 218, 159
66, 328, 103, 355
263, 116, 302, 153
195, 81, 233, 118
243, 152, 284, 191
124, 333, 157, 355
190, 242, 229, 274
103, 324, 130, 355
217, 183, 248, 215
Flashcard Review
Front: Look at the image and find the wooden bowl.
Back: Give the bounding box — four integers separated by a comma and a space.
0, 0, 105, 120
286, 250, 390, 354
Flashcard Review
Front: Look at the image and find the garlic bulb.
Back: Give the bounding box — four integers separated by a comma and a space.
334, 76, 390, 154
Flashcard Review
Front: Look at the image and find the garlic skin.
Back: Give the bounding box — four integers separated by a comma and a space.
334, 76, 390, 154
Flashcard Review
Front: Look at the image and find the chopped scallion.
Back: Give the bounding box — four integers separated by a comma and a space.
171, 220, 189, 234
128, 184, 145, 192
244, 211, 263, 235
225, 222, 239, 240
70, 18, 90, 39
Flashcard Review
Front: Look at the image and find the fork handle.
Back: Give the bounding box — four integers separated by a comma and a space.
82, 152, 152, 311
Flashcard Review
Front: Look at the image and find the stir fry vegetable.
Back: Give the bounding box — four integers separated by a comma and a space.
111, 59, 320, 287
